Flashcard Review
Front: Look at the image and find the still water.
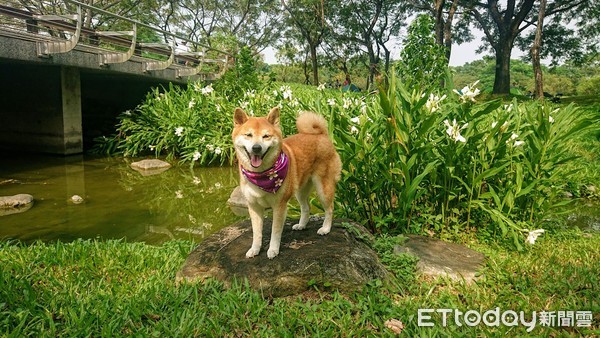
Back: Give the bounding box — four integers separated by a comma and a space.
0, 154, 244, 244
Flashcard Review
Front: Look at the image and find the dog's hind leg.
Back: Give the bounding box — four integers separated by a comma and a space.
314, 176, 336, 235
292, 181, 313, 231
267, 202, 288, 259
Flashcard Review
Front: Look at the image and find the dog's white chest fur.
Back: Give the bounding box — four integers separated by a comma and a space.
241, 181, 278, 208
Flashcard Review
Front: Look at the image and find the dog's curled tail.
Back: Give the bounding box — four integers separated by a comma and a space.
296, 111, 329, 135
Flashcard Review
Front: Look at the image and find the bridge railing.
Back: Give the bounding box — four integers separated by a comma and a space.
0, 0, 230, 79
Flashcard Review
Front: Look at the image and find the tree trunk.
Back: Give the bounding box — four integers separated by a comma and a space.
367, 46, 378, 90
532, 0, 547, 99
433, 0, 445, 46
309, 43, 319, 85
303, 49, 311, 85
493, 39, 513, 95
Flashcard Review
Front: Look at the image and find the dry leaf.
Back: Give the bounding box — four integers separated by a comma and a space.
384, 318, 405, 334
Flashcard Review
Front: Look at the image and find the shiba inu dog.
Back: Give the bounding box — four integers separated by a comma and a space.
232, 107, 341, 259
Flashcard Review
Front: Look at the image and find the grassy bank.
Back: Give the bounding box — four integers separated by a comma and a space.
1, 229, 598, 336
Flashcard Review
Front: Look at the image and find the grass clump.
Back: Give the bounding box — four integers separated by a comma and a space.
0, 231, 598, 336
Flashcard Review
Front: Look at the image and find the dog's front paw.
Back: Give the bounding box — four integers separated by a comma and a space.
292, 223, 306, 231
267, 248, 279, 259
246, 247, 261, 258
317, 227, 331, 235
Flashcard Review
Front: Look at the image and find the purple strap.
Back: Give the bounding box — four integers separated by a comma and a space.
241, 152, 289, 193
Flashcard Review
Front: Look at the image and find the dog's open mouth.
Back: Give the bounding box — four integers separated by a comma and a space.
246, 147, 270, 168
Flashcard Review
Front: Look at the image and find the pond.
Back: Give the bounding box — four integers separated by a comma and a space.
0, 153, 244, 244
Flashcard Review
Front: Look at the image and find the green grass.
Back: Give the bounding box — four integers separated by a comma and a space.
1, 230, 598, 336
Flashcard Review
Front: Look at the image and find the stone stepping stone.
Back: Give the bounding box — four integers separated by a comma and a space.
0, 194, 34, 216
394, 234, 485, 283
130, 159, 171, 176
177, 219, 389, 297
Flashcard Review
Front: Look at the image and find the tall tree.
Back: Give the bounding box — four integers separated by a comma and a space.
171, 0, 282, 55
465, 0, 589, 95
531, 0, 547, 99
464, 0, 536, 94
410, 0, 471, 65
281, 0, 330, 85
330, 0, 405, 89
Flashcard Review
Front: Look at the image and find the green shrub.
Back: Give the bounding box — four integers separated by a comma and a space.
576, 76, 600, 95
332, 72, 598, 248
396, 14, 448, 93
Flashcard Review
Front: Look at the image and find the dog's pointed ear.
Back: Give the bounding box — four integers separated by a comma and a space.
234, 108, 248, 127
267, 107, 280, 127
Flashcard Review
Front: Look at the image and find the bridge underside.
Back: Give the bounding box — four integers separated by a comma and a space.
0, 61, 177, 154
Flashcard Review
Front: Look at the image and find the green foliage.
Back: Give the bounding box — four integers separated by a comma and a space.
396, 14, 448, 93
94, 82, 233, 165
332, 71, 599, 248
577, 76, 600, 95
452, 58, 600, 96
215, 46, 262, 100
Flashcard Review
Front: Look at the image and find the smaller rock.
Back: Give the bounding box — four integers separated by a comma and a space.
227, 186, 272, 216
0, 194, 34, 216
130, 159, 171, 176
227, 186, 250, 216
70, 195, 84, 204
394, 235, 485, 283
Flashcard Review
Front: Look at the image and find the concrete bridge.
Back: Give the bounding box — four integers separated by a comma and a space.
0, 0, 229, 154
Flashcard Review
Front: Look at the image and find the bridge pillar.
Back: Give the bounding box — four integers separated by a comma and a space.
60, 67, 83, 154
0, 64, 83, 155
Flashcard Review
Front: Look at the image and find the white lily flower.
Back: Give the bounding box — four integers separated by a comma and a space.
342, 98, 352, 109
317, 83, 326, 91
214, 147, 222, 155
280, 85, 292, 100
454, 80, 481, 102
193, 151, 201, 161
175, 190, 184, 199
188, 98, 196, 109
549, 116, 555, 123
360, 102, 368, 114
443, 119, 468, 143
201, 84, 213, 95
206, 144, 215, 152
507, 132, 524, 147
244, 90, 256, 98
526, 229, 545, 244
350, 126, 359, 134
425, 93, 446, 113
350, 117, 360, 124
175, 127, 184, 136
327, 98, 336, 106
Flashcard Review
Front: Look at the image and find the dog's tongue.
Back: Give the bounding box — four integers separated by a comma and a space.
251, 155, 263, 168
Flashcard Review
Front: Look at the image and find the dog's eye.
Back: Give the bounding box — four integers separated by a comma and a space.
263, 134, 271, 139
244, 133, 252, 137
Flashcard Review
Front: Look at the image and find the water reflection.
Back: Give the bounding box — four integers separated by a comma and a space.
0, 154, 243, 244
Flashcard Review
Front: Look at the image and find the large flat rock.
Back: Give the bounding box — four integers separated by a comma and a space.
177, 219, 389, 297
394, 235, 485, 283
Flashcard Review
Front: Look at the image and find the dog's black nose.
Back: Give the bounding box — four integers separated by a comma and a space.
251, 144, 262, 154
